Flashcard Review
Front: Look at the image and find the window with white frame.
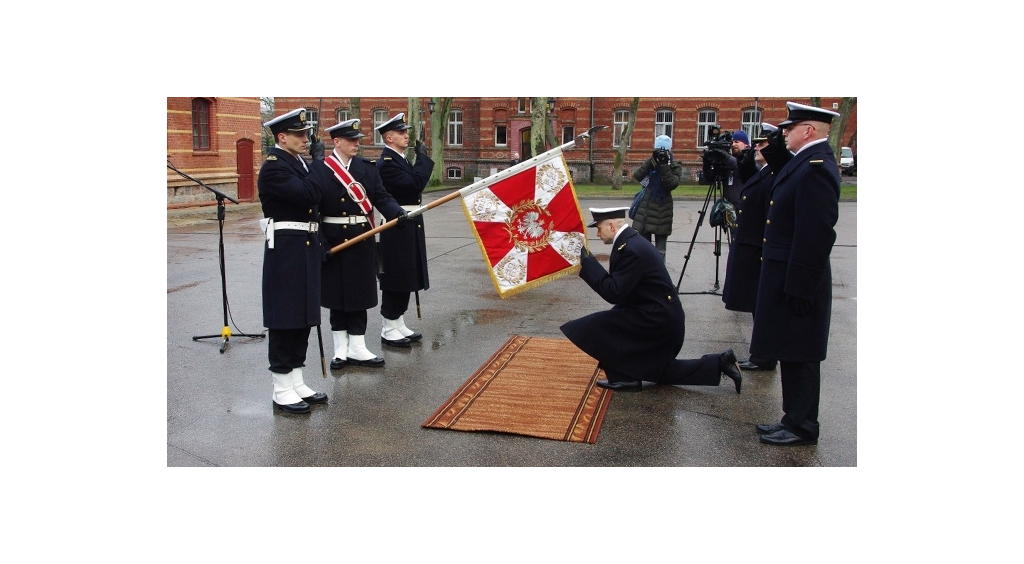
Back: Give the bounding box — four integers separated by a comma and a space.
305, 108, 319, 137
518, 98, 527, 113
447, 109, 463, 146
336, 109, 350, 123
612, 110, 630, 148
741, 108, 761, 140
697, 109, 718, 146
373, 110, 388, 145
655, 110, 674, 140
495, 124, 507, 146
447, 167, 462, 180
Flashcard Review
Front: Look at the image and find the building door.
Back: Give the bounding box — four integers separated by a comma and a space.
520, 129, 532, 161
236, 138, 254, 202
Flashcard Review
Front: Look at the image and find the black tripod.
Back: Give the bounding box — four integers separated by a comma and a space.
675, 174, 731, 295
169, 161, 264, 353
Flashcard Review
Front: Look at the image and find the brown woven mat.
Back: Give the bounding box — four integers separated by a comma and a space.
422, 335, 612, 444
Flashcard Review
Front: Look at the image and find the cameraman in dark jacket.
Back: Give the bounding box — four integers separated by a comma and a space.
631, 134, 682, 260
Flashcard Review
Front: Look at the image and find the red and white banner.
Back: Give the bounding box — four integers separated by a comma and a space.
461, 152, 586, 298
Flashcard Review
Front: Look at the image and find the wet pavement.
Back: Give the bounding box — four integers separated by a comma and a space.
167, 192, 857, 467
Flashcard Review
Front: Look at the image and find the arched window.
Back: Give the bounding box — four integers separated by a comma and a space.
373, 110, 388, 145
655, 109, 674, 140
191, 98, 211, 151
612, 110, 630, 148
697, 109, 718, 146
741, 107, 762, 140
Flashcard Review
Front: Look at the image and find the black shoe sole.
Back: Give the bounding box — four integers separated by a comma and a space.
273, 401, 310, 414
381, 338, 412, 348
347, 358, 385, 367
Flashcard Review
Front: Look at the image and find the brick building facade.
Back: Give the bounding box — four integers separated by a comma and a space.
273, 97, 857, 184
166, 97, 263, 206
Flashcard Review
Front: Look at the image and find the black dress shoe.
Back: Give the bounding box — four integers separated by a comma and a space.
738, 359, 776, 371
719, 349, 742, 394
301, 392, 328, 404
348, 356, 385, 367
404, 331, 423, 342
756, 423, 785, 435
330, 358, 347, 370
273, 400, 310, 414
381, 336, 412, 348
595, 379, 642, 392
759, 428, 817, 446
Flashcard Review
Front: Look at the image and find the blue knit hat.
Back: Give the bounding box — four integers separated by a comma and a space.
654, 135, 672, 150
731, 131, 750, 145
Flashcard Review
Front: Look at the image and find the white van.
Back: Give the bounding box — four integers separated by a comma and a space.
840, 146, 854, 174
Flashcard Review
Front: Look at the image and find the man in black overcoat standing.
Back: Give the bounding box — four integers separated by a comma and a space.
258, 108, 328, 414
722, 123, 779, 372
560, 207, 742, 393
314, 119, 408, 370
750, 102, 842, 446
375, 113, 434, 348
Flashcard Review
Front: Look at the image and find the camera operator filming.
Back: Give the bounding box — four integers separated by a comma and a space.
630, 134, 682, 261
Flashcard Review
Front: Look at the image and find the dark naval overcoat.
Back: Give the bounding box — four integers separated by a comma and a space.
750, 140, 840, 362
376, 147, 434, 293
560, 227, 686, 379
314, 156, 404, 312
722, 164, 774, 313
257, 147, 324, 329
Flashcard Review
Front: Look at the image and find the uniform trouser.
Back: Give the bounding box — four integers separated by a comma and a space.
380, 290, 411, 320
748, 313, 777, 368
604, 353, 719, 386
268, 327, 312, 374
780, 361, 821, 440
329, 309, 367, 335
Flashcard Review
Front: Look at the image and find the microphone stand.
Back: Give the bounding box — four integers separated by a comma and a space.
168, 160, 264, 352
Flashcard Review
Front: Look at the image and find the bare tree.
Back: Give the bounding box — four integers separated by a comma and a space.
428, 97, 453, 187
530, 97, 548, 158
810, 97, 857, 164
260, 97, 274, 157
612, 97, 641, 190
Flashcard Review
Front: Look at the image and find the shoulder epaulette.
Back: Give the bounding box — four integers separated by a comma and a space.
362, 157, 376, 164
383, 157, 392, 161
266, 155, 278, 161
617, 242, 627, 251
809, 159, 823, 165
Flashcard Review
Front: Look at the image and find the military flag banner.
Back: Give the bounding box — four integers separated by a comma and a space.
461, 151, 587, 298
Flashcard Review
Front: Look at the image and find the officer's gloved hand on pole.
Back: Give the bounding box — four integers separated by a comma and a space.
396, 210, 409, 228
580, 244, 593, 262
415, 140, 427, 155
309, 138, 325, 162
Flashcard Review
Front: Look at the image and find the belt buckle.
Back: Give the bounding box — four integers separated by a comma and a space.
308, 222, 318, 233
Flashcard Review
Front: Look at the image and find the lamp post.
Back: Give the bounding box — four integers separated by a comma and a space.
547, 97, 556, 147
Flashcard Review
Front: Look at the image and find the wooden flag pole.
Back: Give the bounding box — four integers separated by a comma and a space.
328, 125, 606, 255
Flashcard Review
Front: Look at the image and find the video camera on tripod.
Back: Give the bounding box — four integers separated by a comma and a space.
701, 125, 733, 185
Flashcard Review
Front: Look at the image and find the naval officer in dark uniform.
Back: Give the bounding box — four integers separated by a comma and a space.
375, 113, 434, 348
750, 102, 842, 446
258, 108, 328, 414
560, 207, 742, 393
722, 123, 779, 372
313, 119, 407, 369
